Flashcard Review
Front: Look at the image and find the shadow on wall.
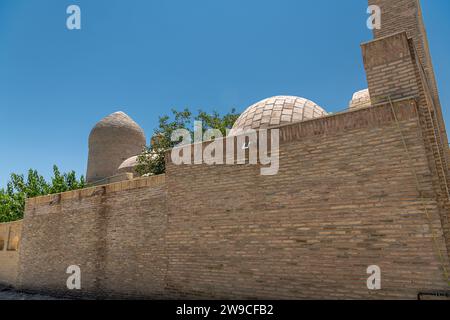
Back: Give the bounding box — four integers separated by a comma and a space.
8, 236, 19, 251
0, 233, 20, 251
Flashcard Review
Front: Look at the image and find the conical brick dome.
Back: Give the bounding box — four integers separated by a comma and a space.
86, 111, 146, 183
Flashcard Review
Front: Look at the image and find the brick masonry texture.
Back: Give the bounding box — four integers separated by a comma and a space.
365, 1, 450, 257
0, 221, 22, 286
87, 111, 146, 184
369, 0, 441, 107
2, 0, 450, 299
362, 32, 420, 103
14, 102, 450, 299
362, 32, 450, 259
369, 0, 450, 176
17, 176, 167, 298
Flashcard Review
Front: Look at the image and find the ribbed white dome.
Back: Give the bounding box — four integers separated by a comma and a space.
117, 155, 139, 174
229, 96, 327, 135
349, 89, 371, 110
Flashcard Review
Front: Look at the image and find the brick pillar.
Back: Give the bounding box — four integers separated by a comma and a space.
368, 0, 449, 167
362, 32, 420, 104
362, 31, 450, 263
369, 0, 438, 109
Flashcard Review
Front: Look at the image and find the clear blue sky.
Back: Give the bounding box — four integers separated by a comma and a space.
1, 0, 449, 187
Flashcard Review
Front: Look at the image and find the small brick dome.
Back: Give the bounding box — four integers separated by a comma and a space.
117, 155, 139, 174
349, 89, 371, 110
86, 111, 146, 183
229, 96, 327, 135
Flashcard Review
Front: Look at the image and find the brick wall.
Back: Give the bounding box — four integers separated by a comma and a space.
368, 0, 450, 181
368, 0, 439, 107
16, 102, 450, 299
362, 32, 419, 104
17, 175, 167, 298
362, 31, 450, 259
5, 0, 449, 299
0, 220, 22, 286
164, 101, 449, 299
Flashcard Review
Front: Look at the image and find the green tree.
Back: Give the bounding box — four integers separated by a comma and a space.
0, 165, 86, 223
136, 108, 240, 176
49, 165, 85, 194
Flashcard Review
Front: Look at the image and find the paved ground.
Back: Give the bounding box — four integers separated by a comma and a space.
0, 287, 60, 300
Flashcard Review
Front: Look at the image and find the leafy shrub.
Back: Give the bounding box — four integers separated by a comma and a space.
0, 165, 85, 223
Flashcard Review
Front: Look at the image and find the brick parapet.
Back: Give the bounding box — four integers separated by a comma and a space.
25, 174, 165, 211
165, 100, 419, 165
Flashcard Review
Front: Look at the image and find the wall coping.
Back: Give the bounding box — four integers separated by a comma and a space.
361, 31, 412, 70
276, 98, 418, 142
25, 174, 166, 208
0, 220, 22, 227
165, 98, 419, 164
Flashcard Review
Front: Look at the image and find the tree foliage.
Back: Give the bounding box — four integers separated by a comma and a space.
136, 108, 240, 176
0, 165, 85, 223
